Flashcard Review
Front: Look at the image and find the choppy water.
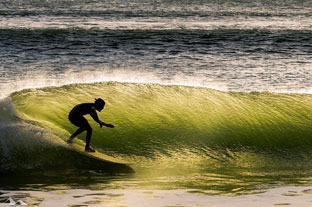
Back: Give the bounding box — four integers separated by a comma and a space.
1, 0, 312, 206
1, 0, 312, 97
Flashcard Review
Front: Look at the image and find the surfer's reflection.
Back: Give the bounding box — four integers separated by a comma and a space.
67, 98, 114, 152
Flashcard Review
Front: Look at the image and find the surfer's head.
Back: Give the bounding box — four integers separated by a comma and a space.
94, 98, 105, 111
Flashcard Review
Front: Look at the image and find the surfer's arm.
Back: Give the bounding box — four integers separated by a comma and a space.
90, 110, 114, 128
90, 110, 101, 124
100, 121, 114, 128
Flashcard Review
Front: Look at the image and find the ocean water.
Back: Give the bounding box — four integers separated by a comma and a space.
1, 0, 312, 206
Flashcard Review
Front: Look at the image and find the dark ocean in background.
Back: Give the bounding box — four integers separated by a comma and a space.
1, 0, 312, 97
1, 0, 312, 206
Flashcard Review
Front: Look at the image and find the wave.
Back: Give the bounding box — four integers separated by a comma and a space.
1, 0, 311, 18
2, 28, 312, 63
3, 27, 312, 37
0, 97, 133, 174
1, 9, 310, 18
3, 28, 312, 52
2, 82, 312, 173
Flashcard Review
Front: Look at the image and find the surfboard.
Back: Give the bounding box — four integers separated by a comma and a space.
67, 143, 130, 165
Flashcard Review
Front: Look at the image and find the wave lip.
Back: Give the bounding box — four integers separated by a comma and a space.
0, 98, 133, 174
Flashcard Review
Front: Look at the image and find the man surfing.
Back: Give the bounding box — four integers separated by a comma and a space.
67, 98, 114, 152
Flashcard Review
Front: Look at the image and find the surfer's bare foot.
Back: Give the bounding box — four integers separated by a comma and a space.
85, 147, 95, 152
66, 139, 73, 144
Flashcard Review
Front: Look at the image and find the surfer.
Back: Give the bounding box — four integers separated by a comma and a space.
67, 98, 114, 152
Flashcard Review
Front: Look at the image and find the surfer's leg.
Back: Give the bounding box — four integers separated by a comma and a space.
70, 127, 86, 139
85, 126, 94, 152
67, 127, 85, 143
68, 116, 88, 143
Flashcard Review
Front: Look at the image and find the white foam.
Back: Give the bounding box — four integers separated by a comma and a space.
0, 68, 229, 99
3, 66, 312, 100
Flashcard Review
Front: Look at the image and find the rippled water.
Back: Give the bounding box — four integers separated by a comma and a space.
1, 0, 312, 97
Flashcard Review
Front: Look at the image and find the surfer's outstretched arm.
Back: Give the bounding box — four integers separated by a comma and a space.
90, 110, 114, 128
102, 122, 114, 128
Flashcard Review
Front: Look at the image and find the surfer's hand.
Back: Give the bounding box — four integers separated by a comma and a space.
99, 121, 104, 128
106, 123, 114, 128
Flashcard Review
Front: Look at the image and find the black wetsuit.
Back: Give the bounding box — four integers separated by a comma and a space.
68, 101, 109, 152
68, 103, 100, 129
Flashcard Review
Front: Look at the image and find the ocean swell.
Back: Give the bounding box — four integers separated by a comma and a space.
2, 82, 312, 173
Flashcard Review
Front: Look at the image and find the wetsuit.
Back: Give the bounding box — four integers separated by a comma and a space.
68, 103, 101, 150
68, 103, 101, 128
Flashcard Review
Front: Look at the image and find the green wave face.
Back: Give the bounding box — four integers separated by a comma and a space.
9, 82, 312, 174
